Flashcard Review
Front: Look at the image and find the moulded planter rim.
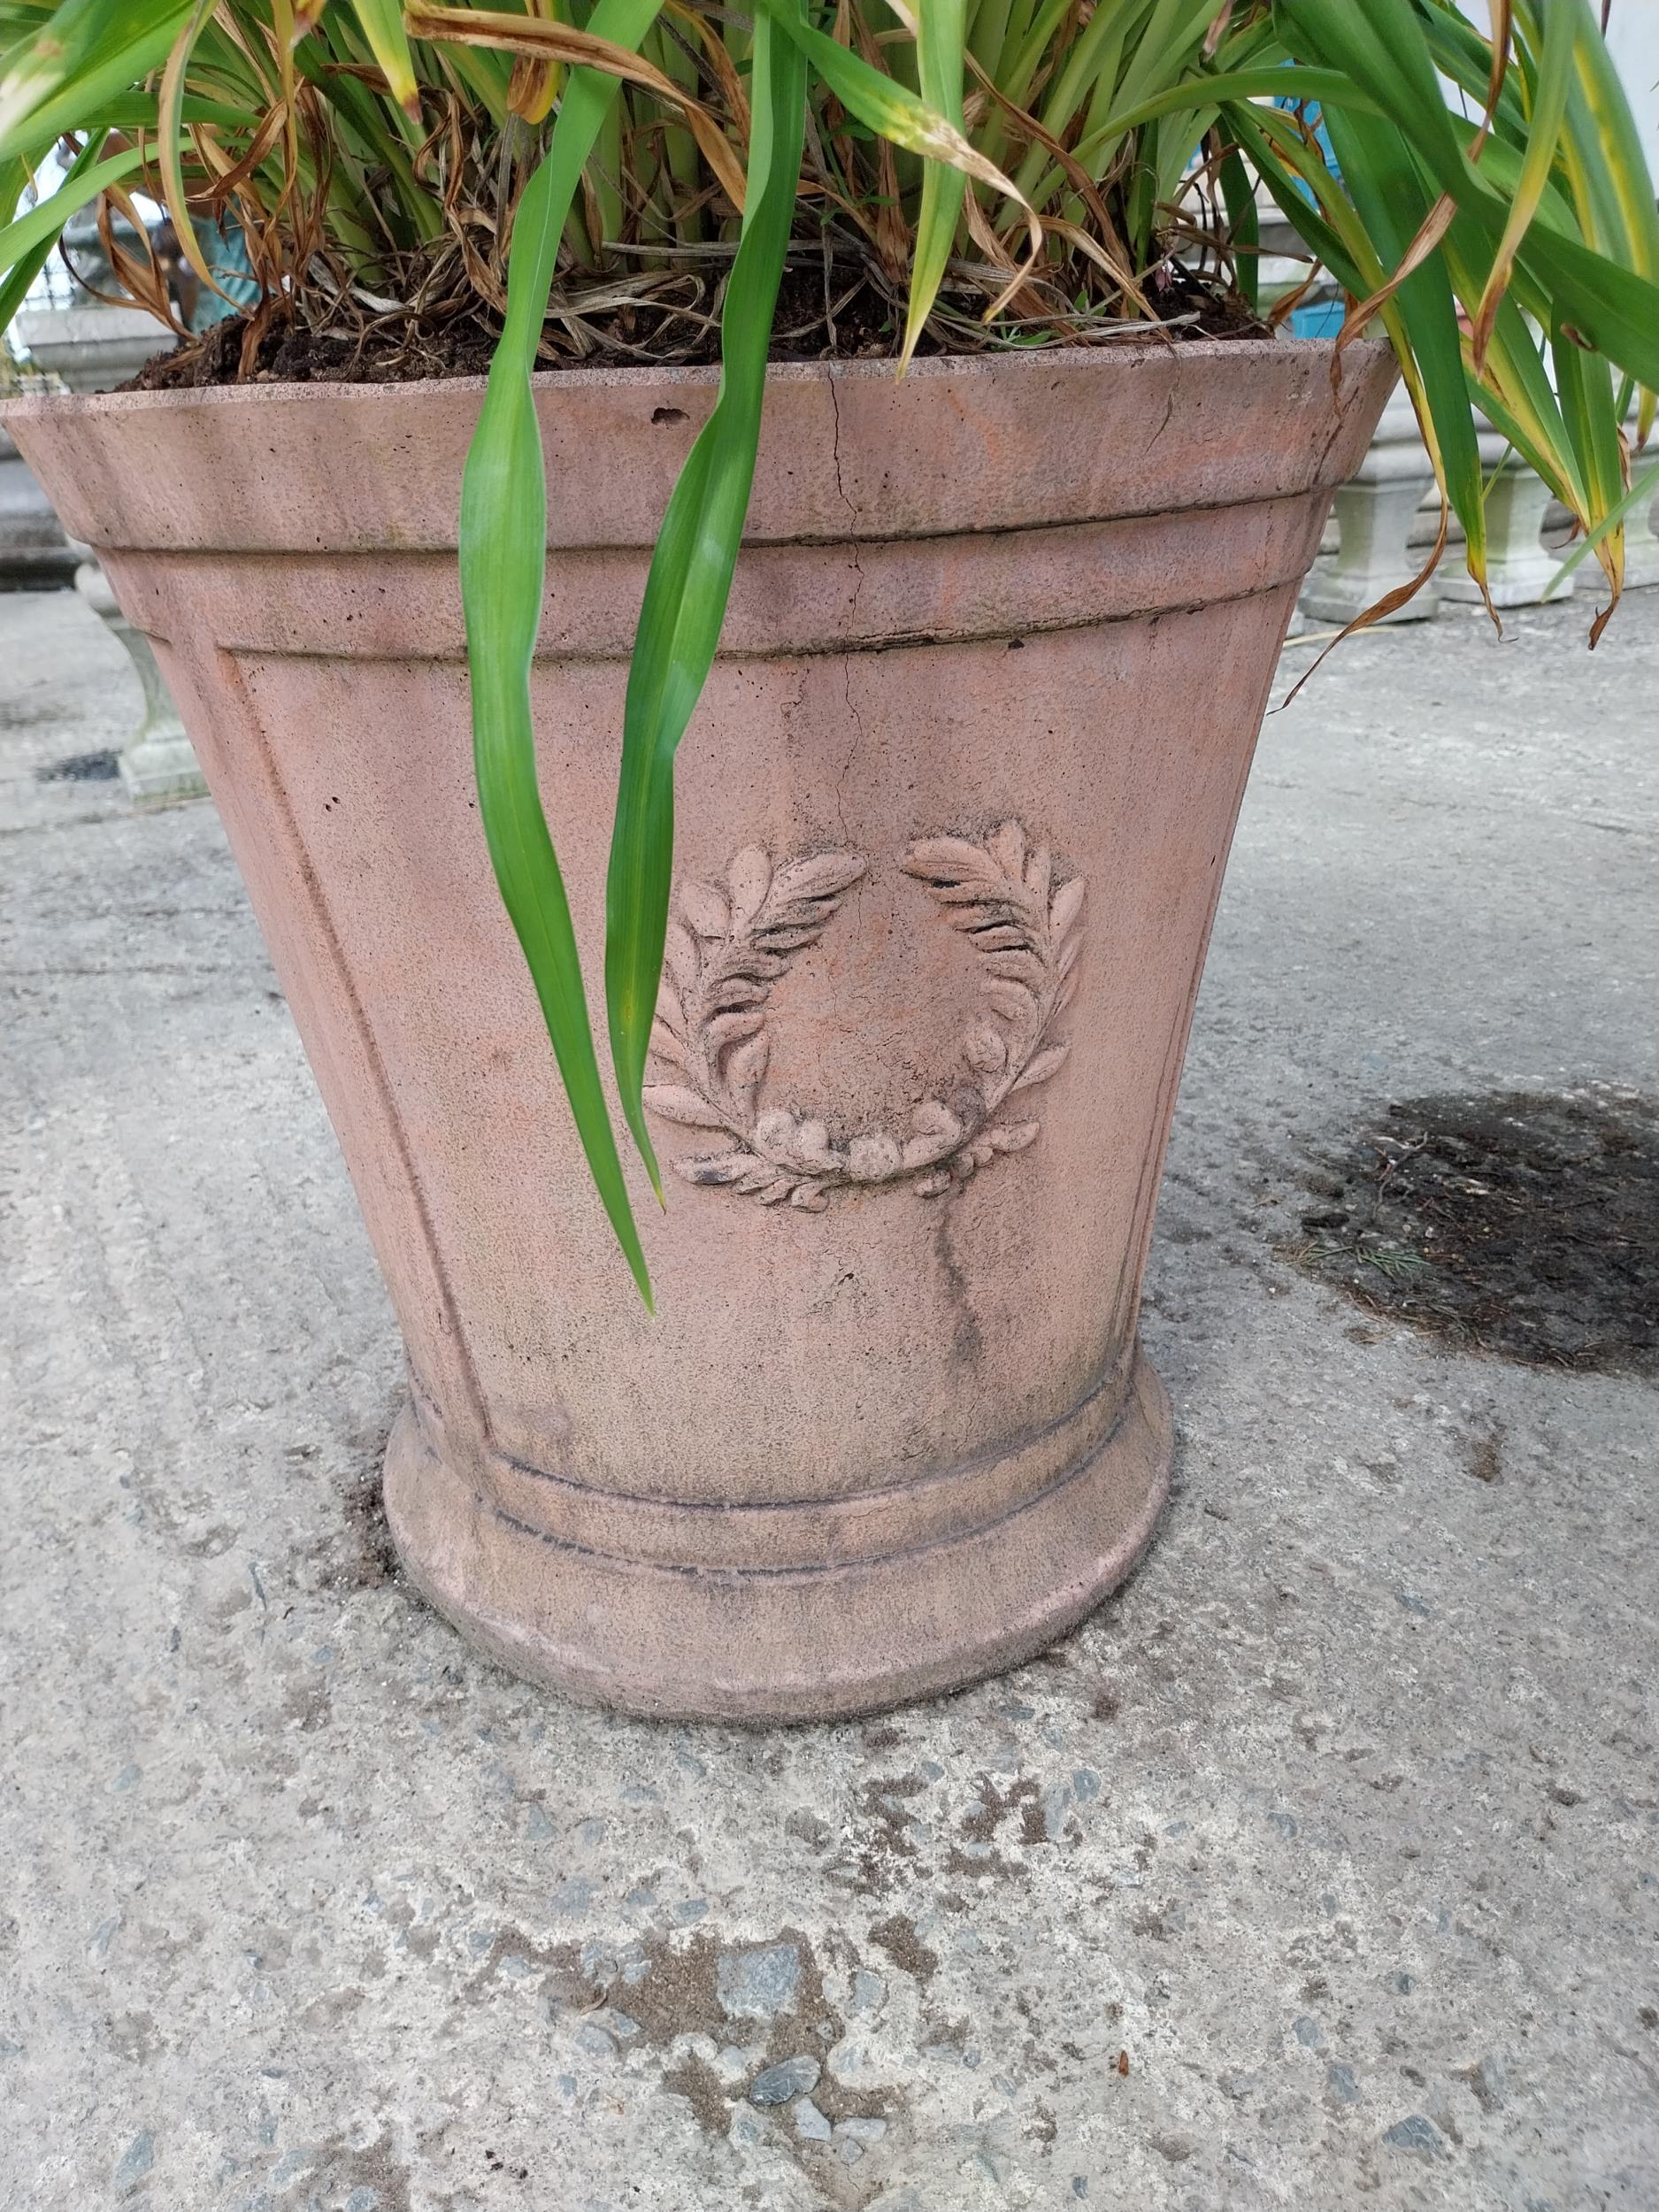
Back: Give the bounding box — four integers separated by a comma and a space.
2, 331, 1389, 420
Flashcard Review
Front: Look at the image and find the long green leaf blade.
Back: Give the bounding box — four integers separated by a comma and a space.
0, 135, 153, 274
0, 121, 104, 319
1322, 102, 1490, 597
459, 0, 666, 1311
1545, 452, 1659, 595
0, 0, 188, 163
348, 0, 419, 116
603, 0, 809, 1193
902, 0, 969, 367
1471, 0, 1575, 362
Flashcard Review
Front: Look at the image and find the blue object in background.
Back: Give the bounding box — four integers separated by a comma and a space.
188, 218, 261, 332
1273, 97, 1341, 180
1288, 296, 1347, 339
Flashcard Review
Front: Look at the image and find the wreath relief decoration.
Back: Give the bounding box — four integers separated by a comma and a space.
644, 820, 1085, 1211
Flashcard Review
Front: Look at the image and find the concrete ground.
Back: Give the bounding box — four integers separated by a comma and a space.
2, 582, 1655, 2212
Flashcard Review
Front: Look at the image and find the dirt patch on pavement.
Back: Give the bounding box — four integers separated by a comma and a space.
1286, 1087, 1658, 1375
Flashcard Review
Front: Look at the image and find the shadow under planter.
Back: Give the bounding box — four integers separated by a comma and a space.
4, 340, 1394, 1720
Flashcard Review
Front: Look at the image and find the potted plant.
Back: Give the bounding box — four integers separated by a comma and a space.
4, 0, 1654, 1719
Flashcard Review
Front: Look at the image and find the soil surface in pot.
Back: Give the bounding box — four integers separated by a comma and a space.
1286, 1087, 1659, 1377
121, 253, 1265, 389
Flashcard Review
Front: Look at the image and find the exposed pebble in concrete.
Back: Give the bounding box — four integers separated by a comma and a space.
837, 2116, 888, 2143
790, 2097, 832, 2141
748, 2055, 820, 2105
716, 1942, 800, 2022
1385, 2114, 1448, 2158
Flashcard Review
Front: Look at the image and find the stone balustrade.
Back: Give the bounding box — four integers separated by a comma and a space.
10, 304, 207, 808
1300, 375, 1659, 627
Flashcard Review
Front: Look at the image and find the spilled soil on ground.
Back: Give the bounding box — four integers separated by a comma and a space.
1286, 1087, 1659, 1376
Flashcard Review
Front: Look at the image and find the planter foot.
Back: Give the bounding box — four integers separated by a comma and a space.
383, 1351, 1173, 1724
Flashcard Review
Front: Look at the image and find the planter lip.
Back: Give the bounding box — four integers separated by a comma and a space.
8, 323, 1394, 572
0, 329, 1388, 426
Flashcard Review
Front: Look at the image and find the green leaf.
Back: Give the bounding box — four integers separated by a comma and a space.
1221, 98, 1380, 302
1273, 0, 1659, 388
157, 0, 225, 312
1549, 303, 1626, 626
0, 122, 104, 321
1563, 0, 1659, 282
1544, 453, 1659, 598
0, 0, 189, 164
1216, 141, 1257, 313
1072, 64, 1375, 172
0, 135, 152, 277
750, 0, 1018, 192
604, 0, 809, 1195
1321, 102, 1489, 595
348, 0, 419, 116
1508, 222, 1659, 392
459, 0, 669, 1312
902, 0, 969, 368
1470, 0, 1575, 363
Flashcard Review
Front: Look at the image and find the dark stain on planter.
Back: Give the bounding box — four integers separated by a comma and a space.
1286, 1088, 1659, 1374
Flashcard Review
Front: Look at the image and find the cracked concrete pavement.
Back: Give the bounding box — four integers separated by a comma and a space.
2, 584, 1656, 2210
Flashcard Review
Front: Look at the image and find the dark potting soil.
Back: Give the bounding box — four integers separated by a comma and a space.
1286, 1088, 1659, 1377
119, 253, 1264, 392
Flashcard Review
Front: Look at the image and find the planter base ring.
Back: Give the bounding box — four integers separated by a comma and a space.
382, 1349, 1172, 1723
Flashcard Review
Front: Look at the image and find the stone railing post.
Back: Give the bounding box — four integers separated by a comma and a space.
1299, 388, 1441, 626
1439, 452, 1575, 609
0, 424, 78, 585
11, 303, 207, 807
70, 550, 204, 805
1623, 482, 1659, 590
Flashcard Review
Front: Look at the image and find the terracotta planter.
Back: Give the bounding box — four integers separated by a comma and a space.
6, 341, 1392, 1720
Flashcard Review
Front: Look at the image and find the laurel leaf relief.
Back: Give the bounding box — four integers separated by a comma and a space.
644, 822, 1083, 1210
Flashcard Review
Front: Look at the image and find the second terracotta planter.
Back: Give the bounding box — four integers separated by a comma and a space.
8, 337, 1392, 1719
